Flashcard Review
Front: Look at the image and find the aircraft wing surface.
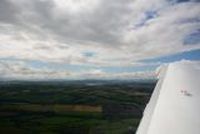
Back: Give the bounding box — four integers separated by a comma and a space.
136, 61, 200, 134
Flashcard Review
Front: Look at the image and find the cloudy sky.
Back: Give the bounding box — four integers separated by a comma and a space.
0, 0, 200, 80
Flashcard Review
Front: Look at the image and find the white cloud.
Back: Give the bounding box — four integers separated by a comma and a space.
0, 0, 199, 79
0, 60, 71, 80
53, 0, 100, 14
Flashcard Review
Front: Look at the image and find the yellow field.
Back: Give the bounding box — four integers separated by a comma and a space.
0, 104, 102, 113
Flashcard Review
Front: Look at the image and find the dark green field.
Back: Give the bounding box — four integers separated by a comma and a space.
0, 80, 156, 134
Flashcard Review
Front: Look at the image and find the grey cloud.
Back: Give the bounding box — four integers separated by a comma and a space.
0, 0, 134, 46
0, 0, 20, 24
39, 0, 133, 46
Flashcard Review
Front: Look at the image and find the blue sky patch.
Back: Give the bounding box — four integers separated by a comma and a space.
101, 65, 157, 74
168, 0, 200, 4
168, 0, 190, 4
141, 49, 200, 63
135, 10, 158, 28
82, 51, 96, 57
184, 30, 200, 45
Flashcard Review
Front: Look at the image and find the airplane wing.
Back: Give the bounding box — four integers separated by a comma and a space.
136, 61, 200, 134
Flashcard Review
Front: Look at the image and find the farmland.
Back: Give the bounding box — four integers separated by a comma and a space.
0, 80, 156, 134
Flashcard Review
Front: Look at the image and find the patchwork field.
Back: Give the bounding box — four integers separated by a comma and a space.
0, 80, 156, 134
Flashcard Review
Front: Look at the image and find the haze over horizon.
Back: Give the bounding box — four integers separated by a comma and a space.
0, 0, 200, 80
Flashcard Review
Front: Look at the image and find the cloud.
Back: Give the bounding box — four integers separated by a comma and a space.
0, 60, 71, 80
0, 0, 199, 79
0, 60, 156, 80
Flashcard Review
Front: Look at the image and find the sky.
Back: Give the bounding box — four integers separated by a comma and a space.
0, 0, 200, 80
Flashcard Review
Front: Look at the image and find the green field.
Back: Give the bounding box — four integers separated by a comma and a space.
0, 80, 155, 134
